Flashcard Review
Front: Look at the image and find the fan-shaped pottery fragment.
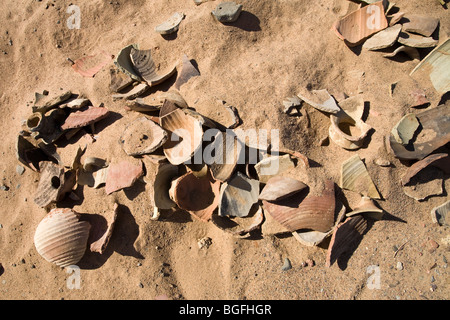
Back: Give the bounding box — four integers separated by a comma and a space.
262, 180, 336, 233
154, 163, 179, 210
61, 106, 110, 131
431, 200, 450, 226
346, 196, 384, 220
398, 32, 438, 48
34, 208, 91, 268
218, 171, 260, 218
363, 24, 402, 50
297, 89, 340, 114
120, 117, 168, 156
160, 108, 204, 165
332, 1, 388, 47
259, 176, 308, 202
155, 12, 185, 35
255, 154, 296, 184
388, 103, 450, 160
402, 15, 439, 37
86, 203, 118, 254
169, 170, 220, 221
174, 54, 200, 90
401, 153, 449, 186
326, 215, 368, 268
105, 160, 144, 195
72, 51, 113, 78
212, 2, 243, 23
212, 205, 264, 238
205, 130, 243, 182
130, 48, 177, 86
340, 154, 381, 199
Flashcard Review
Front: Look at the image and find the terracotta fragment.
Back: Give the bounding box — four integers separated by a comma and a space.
402, 14, 439, 37
33, 91, 73, 114
109, 68, 134, 93
72, 51, 113, 78
61, 106, 110, 131
255, 154, 296, 183
346, 196, 384, 220
402, 166, 443, 201
388, 11, 405, 26
259, 176, 308, 202
153, 162, 179, 210
340, 154, 381, 199
87, 203, 119, 254
105, 160, 144, 195
174, 54, 200, 90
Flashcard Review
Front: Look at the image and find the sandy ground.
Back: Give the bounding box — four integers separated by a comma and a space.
0, 0, 449, 301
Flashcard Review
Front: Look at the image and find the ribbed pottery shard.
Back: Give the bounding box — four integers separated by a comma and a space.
61, 106, 110, 131
297, 89, 340, 114
326, 215, 368, 267
262, 180, 336, 233
431, 200, 450, 226
114, 44, 142, 81
259, 176, 308, 202
169, 170, 220, 222
72, 51, 113, 78
120, 117, 168, 156
34, 208, 91, 268
340, 154, 381, 199
130, 48, 177, 86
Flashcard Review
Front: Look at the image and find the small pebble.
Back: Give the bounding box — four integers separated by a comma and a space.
281, 258, 292, 271
430, 284, 437, 292
138, 282, 144, 288
16, 165, 25, 175
396, 261, 403, 270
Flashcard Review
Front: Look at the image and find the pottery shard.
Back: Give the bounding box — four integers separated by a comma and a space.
61, 106, 110, 130
332, 1, 388, 47
297, 89, 340, 114
398, 32, 438, 48
340, 154, 381, 199
326, 215, 368, 267
87, 203, 119, 254
109, 68, 134, 93
155, 12, 185, 35
259, 176, 308, 202
363, 24, 402, 50
262, 180, 336, 233
255, 154, 296, 184
111, 83, 150, 101
402, 15, 439, 37
120, 117, 168, 156
174, 54, 200, 90
130, 48, 177, 86
72, 51, 113, 78
431, 200, 450, 226
391, 113, 420, 146
401, 153, 449, 186
105, 160, 144, 195
212, 2, 243, 23
383, 45, 420, 61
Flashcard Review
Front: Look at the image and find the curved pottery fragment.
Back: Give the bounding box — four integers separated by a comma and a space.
259, 176, 308, 202
105, 160, 144, 195
297, 89, 340, 114
262, 180, 336, 233
160, 108, 204, 165
72, 51, 113, 78
391, 113, 420, 146
346, 196, 384, 220
154, 163, 179, 210
402, 166, 443, 201
388, 103, 450, 160
362, 24, 402, 51
115, 44, 142, 81
130, 47, 177, 86
326, 215, 368, 268
431, 200, 450, 226
34, 208, 91, 268
86, 203, 118, 254
383, 45, 420, 61
169, 170, 220, 222
212, 206, 264, 238
218, 171, 260, 218
61, 106, 110, 131
401, 153, 449, 186
155, 12, 185, 35
402, 14, 439, 37
340, 154, 381, 199
398, 32, 438, 48
174, 54, 200, 90
120, 117, 168, 156
255, 154, 296, 183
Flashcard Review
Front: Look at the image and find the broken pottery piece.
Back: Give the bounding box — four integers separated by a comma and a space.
86, 203, 118, 254
283, 96, 303, 116
160, 108, 204, 165
383, 45, 420, 60
262, 180, 336, 233
340, 154, 381, 199
34, 208, 91, 268
114, 44, 142, 81
218, 171, 260, 218
120, 117, 168, 156
402, 166, 443, 201
93, 167, 109, 189
83, 157, 108, 172
431, 200, 450, 226
258, 176, 308, 202
212, 205, 264, 238
388, 11, 405, 26
60, 98, 91, 110
254, 154, 296, 184
33, 91, 73, 114
410, 38, 450, 95
71, 51, 113, 78
61, 106, 110, 131
27, 109, 66, 144
401, 153, 449, 186
398, 32, 439, 48
332, 1, 388, 47
297, 89, 340, 114
388, 103, 450, 160
125, 98, 161, 112
391, 113, 420, 146
109, 68, 134, 93
402, 14, 439, 37
155, 12, 185, 35
130, 47, 177, 86
174, 54, 200, 90
363, 24, 402, 50
105, 160, 144, 195
326, 215, 368, 267
346, 196, 384, 220
169, 170, 220, 222
212, 2, 243, 23
111, 83, 150, 101
206, 130, 244, 182
154, 163, 179, 210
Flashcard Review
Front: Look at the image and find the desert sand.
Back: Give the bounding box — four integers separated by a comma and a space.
0, 0, 449, 301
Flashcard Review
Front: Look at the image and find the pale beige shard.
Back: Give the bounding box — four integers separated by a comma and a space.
410, 38, 450, 95
93, 167, 109, 189
111, 83, 150, 101
340, 154, 381, 199
155, 12, 185, 35
391, 113, 420, 146
130, 48, 177, 86
398, 32, 439, 48
120, 117, 168, 156
297, 89, 340, 114
259, 176, 308, 202
431, 200, 450, 226
346, 196, 384, 220
154, 163, 179, 210
33, 91, 73, 114
34, 208, 91, 268
332, 1, 388, 47
255, 154, 296, 183
383, 45, 420, 61
388, 11, 405, 26
61, 98, 91, 110
402, 14, 439, 37
160, 109, 204, 165
403, 166, 443, 201
363, 24, 402, 50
